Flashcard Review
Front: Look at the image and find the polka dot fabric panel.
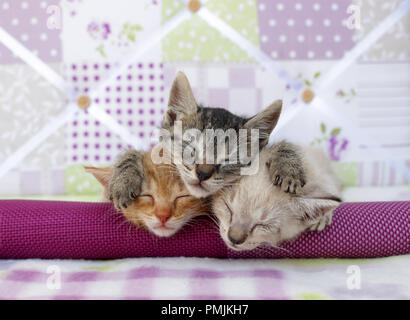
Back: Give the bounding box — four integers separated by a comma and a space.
65, 62, 165, 164
0, 0, 61, 64
162, 0, 260, 62
257, 0, 355, 60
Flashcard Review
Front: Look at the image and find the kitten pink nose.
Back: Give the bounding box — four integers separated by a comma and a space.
155, 207, 172, 225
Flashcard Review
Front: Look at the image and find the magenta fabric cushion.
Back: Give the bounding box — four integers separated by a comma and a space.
0, 200, 408, 259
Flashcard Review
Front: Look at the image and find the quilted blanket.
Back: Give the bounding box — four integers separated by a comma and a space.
0, 255, 409, 300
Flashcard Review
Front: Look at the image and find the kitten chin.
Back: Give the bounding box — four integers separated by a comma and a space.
183, 179, 215, 198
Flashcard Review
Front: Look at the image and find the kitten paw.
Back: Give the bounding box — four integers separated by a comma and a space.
269, 166, 305, 195
308, 210, 333, 231
275, 174, 304, 194
108, 150, 144, 211
108, 176, 142, 211
267, 142, 306, 195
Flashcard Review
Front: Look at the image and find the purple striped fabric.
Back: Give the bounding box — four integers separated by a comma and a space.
0, 264, 288, 300
0, 200, 408, 259
3, 267, 284, 284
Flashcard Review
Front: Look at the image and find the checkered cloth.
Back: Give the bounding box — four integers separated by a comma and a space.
1, 256, 409, 300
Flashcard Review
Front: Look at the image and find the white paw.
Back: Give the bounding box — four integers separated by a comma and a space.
308, 210, 333, 232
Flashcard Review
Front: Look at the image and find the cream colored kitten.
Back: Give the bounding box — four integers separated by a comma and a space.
213, 145, 343, 251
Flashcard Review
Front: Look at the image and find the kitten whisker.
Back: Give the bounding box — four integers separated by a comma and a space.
256, 244, 292, 255
207, 216, 220, 229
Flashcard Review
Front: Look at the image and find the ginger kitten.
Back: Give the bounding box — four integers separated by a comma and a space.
213, 146, 343, 251
85, 150, 211, 237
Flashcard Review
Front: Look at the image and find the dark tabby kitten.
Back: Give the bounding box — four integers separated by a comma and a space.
109, 72, 305, 210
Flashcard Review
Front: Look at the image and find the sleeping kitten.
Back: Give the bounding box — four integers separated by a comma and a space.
85, 149, 211, 237
158, 72, 284, 198
109, 72, 306, 207
213, 145, 343, 251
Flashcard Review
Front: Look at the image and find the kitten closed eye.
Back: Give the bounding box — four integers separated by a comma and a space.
174, 195, 193, 206
251, 224, 273, 233
137, 194, 155, 205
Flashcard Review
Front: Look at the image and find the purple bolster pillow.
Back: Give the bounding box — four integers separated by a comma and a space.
0, 200, 408, 259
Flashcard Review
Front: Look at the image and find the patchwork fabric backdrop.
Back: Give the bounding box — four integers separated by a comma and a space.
0, 0, 409, 196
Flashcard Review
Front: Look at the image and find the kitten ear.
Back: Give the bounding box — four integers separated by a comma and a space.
164, 72, 198, 127
297, 192, 341, 229
300, 197, 341, 217
84, 166, 112, 187
243, 100, 282, 144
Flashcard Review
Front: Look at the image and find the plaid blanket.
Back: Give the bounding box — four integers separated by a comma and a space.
0, 255, 409, 300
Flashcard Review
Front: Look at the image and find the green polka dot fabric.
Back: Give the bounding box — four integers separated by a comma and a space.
65, 165, 103, 195
162, 0, 259, 62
